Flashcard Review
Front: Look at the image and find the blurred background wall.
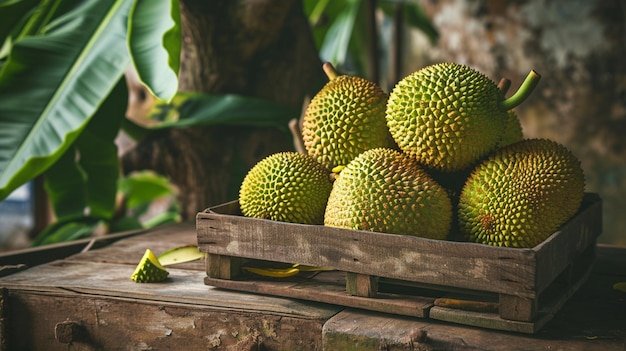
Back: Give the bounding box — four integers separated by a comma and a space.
392, 0, 625, 245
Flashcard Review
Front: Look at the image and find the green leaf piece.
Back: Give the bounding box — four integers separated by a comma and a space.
0, 0, 132, 201
31, 217, 100, 246
0, 0, 39, 48
158, 245, 205, 266
319, 0, 361, 69
119, 170, 176, 209
43, 79, 126, 222
43, 145, 87, 221
128, 0, 181, 102
75, 78, 127, 219
146, 92, 298, 132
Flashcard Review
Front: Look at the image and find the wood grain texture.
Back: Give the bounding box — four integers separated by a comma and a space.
0, 260, 339, 320
6, 291, 327, 351
205, 270, 433, 319
346, 273, 378, 298
323, 244, 626, 350
0, 222, 620, 349
197, 194, 602, 299
0, 222, 341, 350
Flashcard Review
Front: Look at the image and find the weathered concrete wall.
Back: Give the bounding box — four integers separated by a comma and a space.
398, 0, 626, 245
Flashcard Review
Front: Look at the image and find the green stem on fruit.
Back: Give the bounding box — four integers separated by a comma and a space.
499, 70, 541, 111
322, 62, 339, 80
497, 78, 511, 95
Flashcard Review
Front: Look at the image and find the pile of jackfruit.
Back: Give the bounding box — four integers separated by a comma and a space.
239, 62, 585, 248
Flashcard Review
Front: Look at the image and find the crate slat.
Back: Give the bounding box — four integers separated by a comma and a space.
196, 193, 602, 333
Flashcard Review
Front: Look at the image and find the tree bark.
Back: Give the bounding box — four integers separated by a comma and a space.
123, 0, 325, 220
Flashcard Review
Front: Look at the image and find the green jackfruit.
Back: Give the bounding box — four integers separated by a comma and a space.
324, 148, 452, 240
239, 152, 333, 225
302, 63, 396, 170
385, 63, 539, 172
497, 110, 524, 148
458, 139, 585, 248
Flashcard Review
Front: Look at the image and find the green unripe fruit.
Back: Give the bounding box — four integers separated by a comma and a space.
324, 148, 452, 240
239, 152, 333, 225
386, 63, 539, 172
497, 110, 524, 148
302, 63, 396, 170
458, 139, 585, 248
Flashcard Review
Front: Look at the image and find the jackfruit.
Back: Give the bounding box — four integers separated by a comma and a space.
385, 63, 539, 172
239, 152, 333, 225
458, 139, 585, 248
496, 77, 524, 148
324, 148, 452, 240
302, 63, 396, 170
498, 110, 524, 148
131, 249, 169, 283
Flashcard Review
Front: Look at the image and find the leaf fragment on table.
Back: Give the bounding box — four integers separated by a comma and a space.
613, 282, 626, 293
158, 245, 206, 266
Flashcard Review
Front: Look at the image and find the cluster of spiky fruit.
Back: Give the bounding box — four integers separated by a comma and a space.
238, 62, 585, 248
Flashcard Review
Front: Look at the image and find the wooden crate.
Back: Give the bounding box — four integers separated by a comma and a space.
196, 193, 602, 333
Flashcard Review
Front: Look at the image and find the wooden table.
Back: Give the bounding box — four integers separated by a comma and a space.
0, 223, 624, 350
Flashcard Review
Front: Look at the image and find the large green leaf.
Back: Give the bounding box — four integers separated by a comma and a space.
128, 0, 180, 102
303, 0, 352, 50
318, 0, 361, 70
118, 170, 176, 209
74, 78, 127, 219
44, 144, 87, 220
0, 0, 39, 49
143, 92, 298, 131
0, 0, 133, 201
43, 79, 128, 222
31, 217, 100, 246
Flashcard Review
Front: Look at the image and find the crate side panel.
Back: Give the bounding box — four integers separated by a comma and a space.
534, 193, 602, 292
197, 213, 538, 297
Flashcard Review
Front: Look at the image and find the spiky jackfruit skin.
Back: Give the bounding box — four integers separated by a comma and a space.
497, 110, 524, 148
239, 152, 333, 225
386, 63, 507, 172
131, 249, 169, 283
458, 139, 585, 248
324, 148, 452, 240
302, 75, 396, 170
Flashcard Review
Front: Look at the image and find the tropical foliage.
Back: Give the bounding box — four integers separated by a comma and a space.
0, 0, 436, 245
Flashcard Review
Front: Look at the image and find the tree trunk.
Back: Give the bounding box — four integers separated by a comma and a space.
123, 0, 325, 220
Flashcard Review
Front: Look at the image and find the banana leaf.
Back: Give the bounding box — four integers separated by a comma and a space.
0, 0, 182, 202
318, 0, 361, 71
304, 0, 439, 76
0, 0, 39, 53
0, 0, 132, 201
73, 79, 127, 220
128, 0, 180, 102
124, 92, 299, 137
31, 217, 100, 246
44, 78, 128, 222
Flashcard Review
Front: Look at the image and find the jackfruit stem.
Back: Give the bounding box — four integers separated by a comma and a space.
323, 62, 339, 80
499, 70, 541, 111
497, 78, 511, 95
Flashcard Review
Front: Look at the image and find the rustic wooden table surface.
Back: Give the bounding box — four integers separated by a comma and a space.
0, 223, 624, 350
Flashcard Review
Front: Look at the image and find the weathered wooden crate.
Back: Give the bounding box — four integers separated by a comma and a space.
196, 193, 602, 333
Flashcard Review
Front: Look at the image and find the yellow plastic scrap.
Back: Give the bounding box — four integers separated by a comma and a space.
613, 282, 626, 293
